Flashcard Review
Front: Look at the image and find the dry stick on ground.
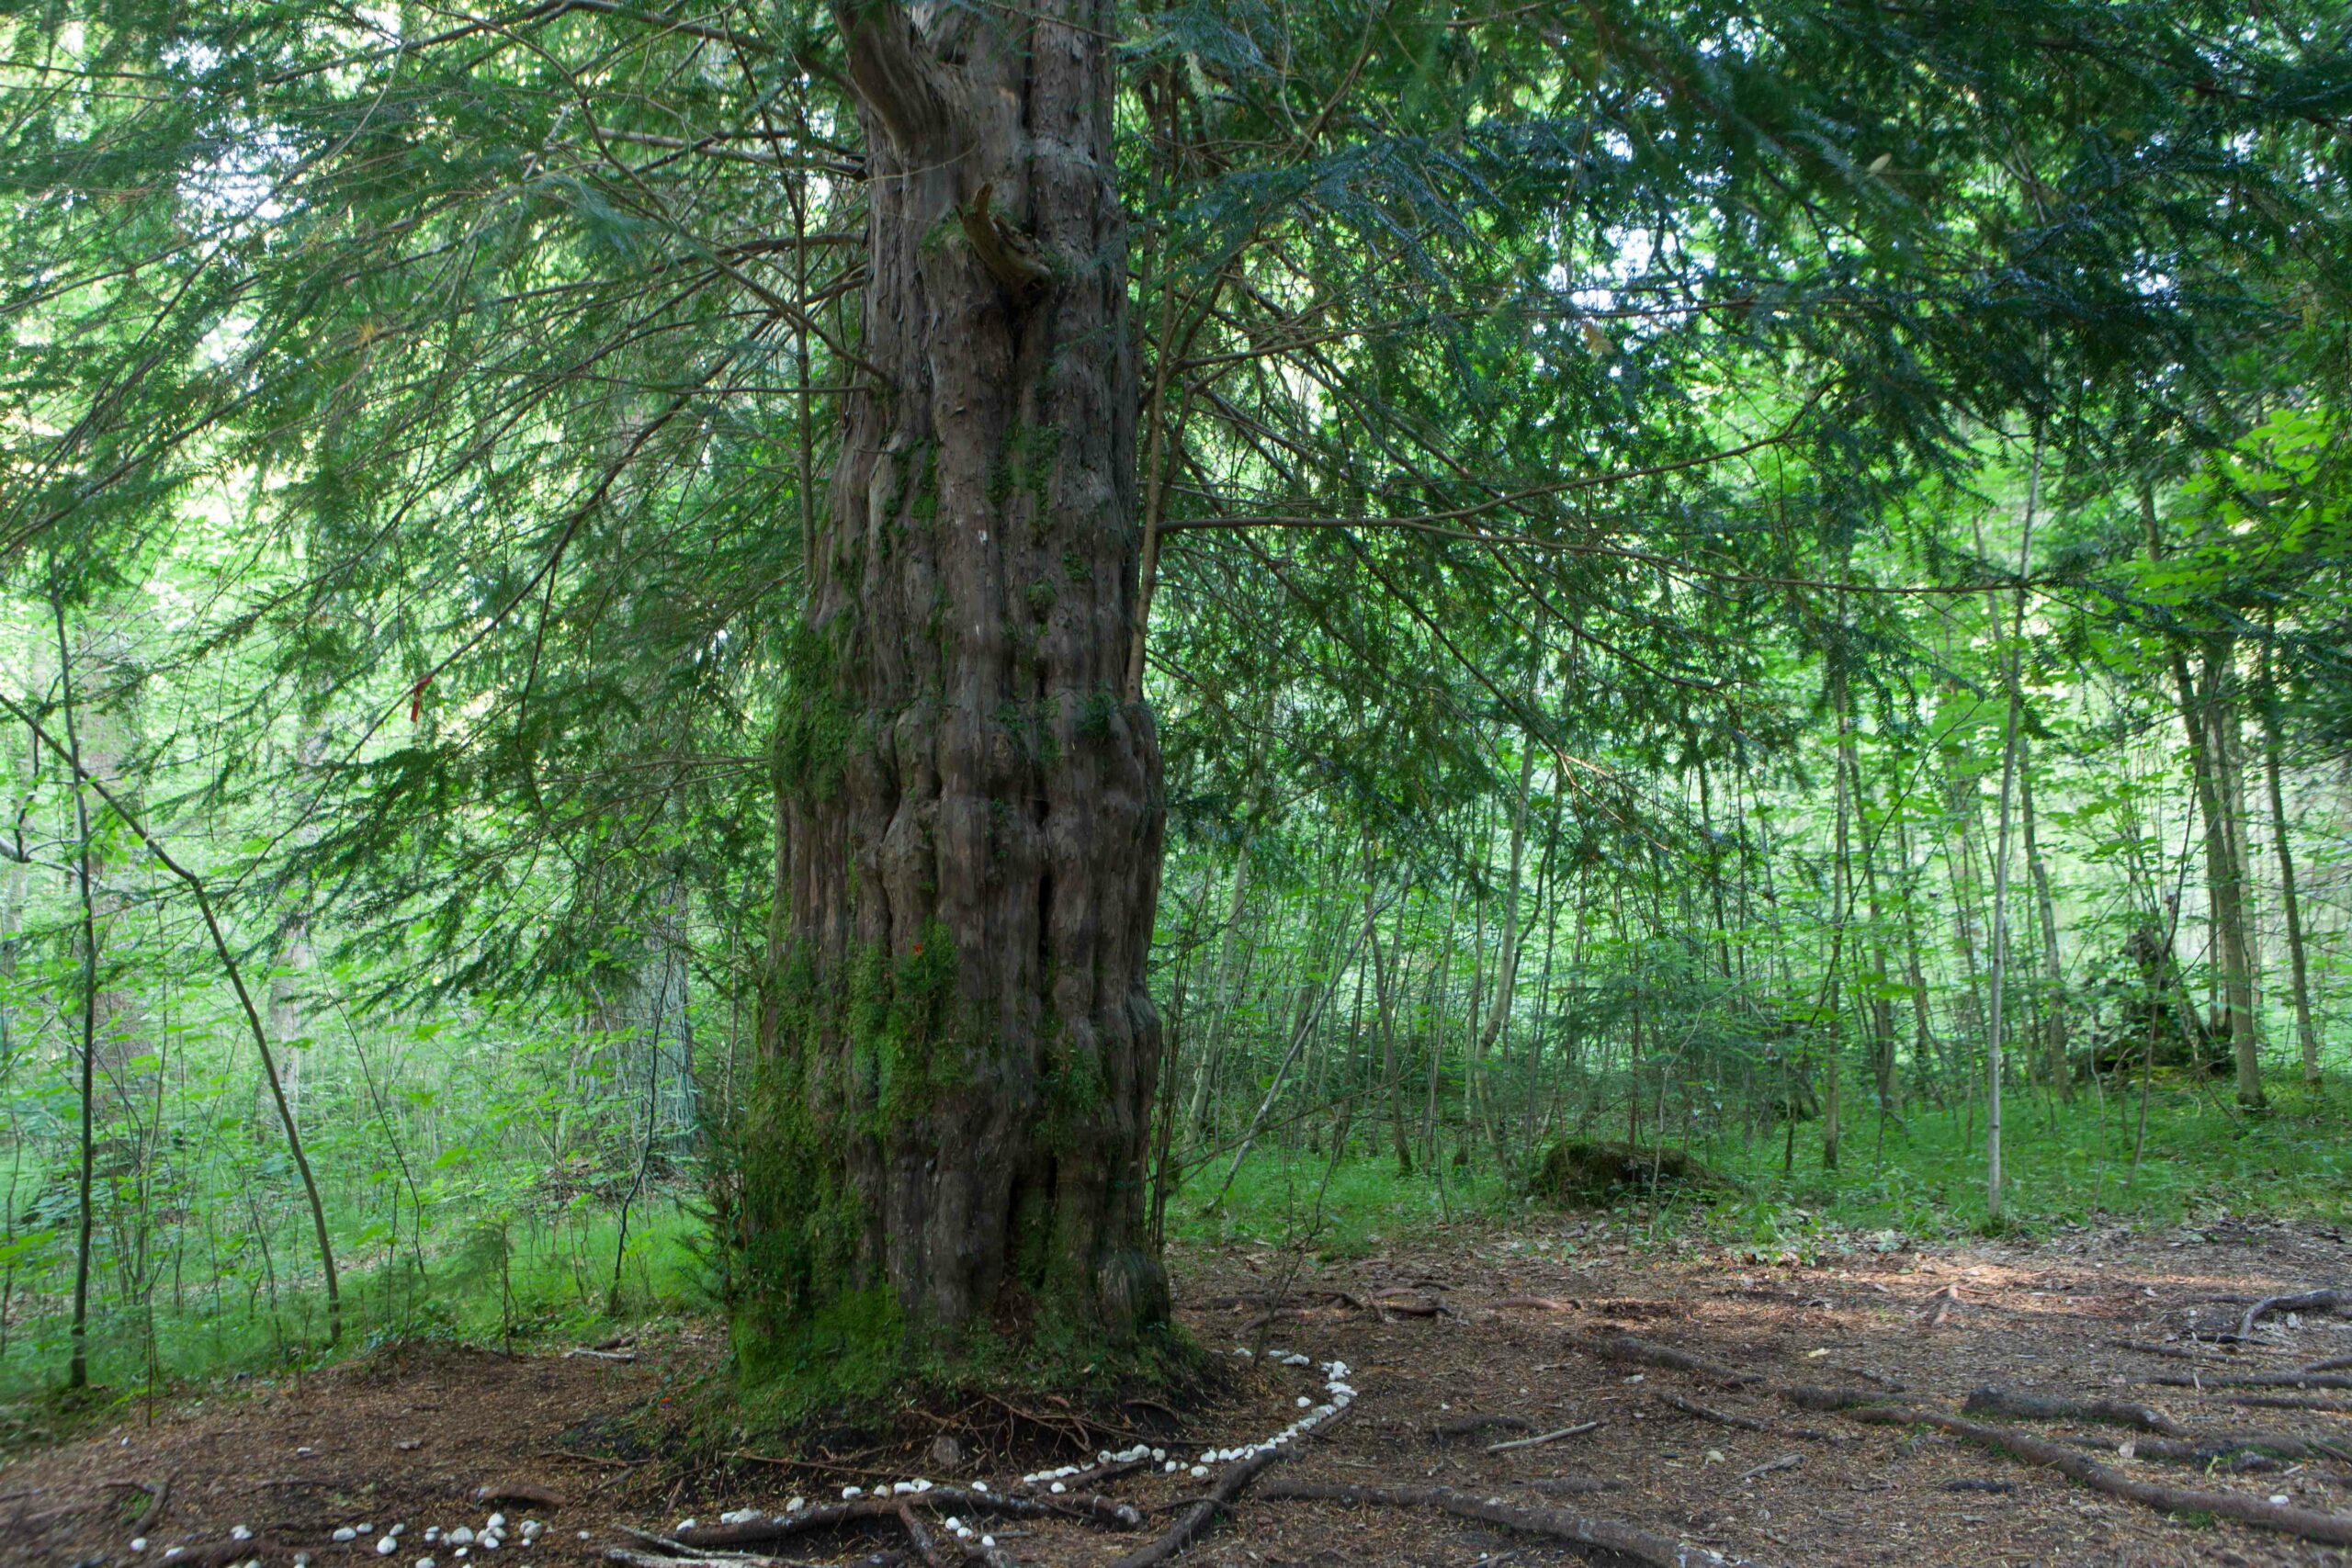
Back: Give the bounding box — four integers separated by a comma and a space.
1492, 1295, 1580, 1312
1487, 1420, 1601, 1453
1658, 1392, 1849, 1444
2241, 1289, 2348, 1341
1105, 1442, 1290, 1568
1844, 1406, 2352, 1547
1923, 1283, 1961, 1328
565, 1347, 639, 1362
1260, 1481, 1768, 1568
2302, 1355, 2352, 1373
1961, 1386, 2189, 1435
1736, 1454, 1802, 1483
2148, 1371, 2352, 1392
1592, 1333, 1762, 1385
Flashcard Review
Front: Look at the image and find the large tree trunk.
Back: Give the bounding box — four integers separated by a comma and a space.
741, 0, 1165, 1363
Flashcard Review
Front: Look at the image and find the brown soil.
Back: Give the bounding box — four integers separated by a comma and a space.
5, 1216, 2350, 1567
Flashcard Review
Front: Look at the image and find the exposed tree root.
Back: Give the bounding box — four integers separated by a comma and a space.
2240, 1289, 2347, 1340
1961, 1385, 2188, 1435
1844, 1406, 2352, 1547
1260, 1480, 1768, 1568
2301, 1355, 2352, 1374
1104, 1442, 1289, 1568
1591, 1334, 1760, 1385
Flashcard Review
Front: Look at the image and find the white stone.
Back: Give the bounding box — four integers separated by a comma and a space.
130, 1540, 148, 1553
334, 1529, 358, 1543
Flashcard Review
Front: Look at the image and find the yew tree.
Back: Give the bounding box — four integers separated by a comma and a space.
743, 0, 1169, 1360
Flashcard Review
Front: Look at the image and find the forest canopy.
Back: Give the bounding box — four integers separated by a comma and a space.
0, 0, 2347, 1416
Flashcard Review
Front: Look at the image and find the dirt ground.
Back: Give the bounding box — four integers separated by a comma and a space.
6, 1214, 2351, 1568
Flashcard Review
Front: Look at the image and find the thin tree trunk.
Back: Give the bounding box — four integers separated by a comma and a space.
2020, 750, 2067, 1094
51, 589, 101, 1391
2259, 639, 2320, 1083
2142, 486, 2262, 1107
1981, 430, 2041, 1222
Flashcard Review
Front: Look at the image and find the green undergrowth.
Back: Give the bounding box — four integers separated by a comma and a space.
1174, 1078, 2352, 1263
0, 1201, 705, 1423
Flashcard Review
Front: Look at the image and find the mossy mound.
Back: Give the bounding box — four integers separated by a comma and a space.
1527, 1140, 1739, 1205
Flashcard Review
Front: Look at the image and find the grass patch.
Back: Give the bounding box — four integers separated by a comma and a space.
0, 1201, 707, 1412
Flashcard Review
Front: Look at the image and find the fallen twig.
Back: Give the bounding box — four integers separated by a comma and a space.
1844, 1405, 2352, 1547
475, 1481, 567, 1509
1260, 1480, 1768, 1568
2148, 1371, 2352, 1392
565, 1347, 640, 1362
1487, 1420, 1601, 1453
1736, 1454, 1801, 1483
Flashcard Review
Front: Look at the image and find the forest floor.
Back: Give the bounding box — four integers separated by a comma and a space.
6, 1213, 2352, 1568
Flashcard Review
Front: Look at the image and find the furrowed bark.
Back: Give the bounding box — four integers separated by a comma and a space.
742, 0, 1165, 1362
